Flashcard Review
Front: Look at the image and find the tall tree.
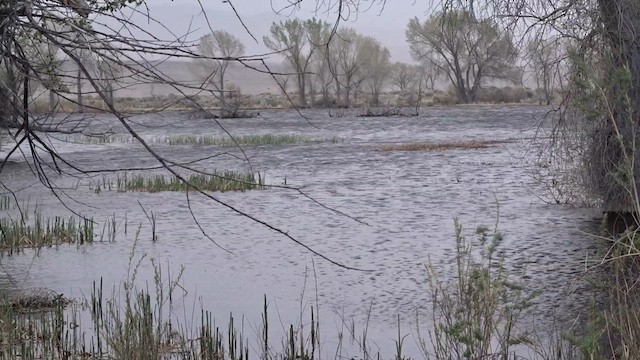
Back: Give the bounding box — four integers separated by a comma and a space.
95, 58, 120, 110
264, 18, 330, 107
361, 37, 391, 106
305, 18, 332, 107
406, 10, 520, 103
196, 30, 245, 114
526, 36, 564, 105
390, 62, 419, 92
329, 28, 370, 107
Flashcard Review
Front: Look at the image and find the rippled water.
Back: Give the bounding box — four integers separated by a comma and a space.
0, 106, 601, 358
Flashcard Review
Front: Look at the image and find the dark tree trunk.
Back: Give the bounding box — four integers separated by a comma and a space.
592, 0, 640, 216
77, 66, 84, 113
49, 89, 55, 112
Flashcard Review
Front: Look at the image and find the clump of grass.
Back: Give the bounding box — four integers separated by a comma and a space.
3, 289, 70, 313
114, 171, 266, 193
0, 215, 94, 254
166, 134, 342, 146
64, 134, 135, 144
417, 218, 538, 360
0, 194, 14, 210
0, 293, 69, 359
381, 139, 516, 152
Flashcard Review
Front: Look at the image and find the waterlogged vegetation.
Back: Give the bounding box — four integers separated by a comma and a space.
0, 214, 95, 254
0, 220, 593, 360
63, 134, 343, 146
0, 241, 324, 360
91, 171, 267, 193
63, 134, 137, 144
165, 134, 343, 146
381, 139, 517, 152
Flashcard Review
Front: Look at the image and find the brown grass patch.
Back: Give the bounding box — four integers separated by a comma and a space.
380, 139, 517, 152
3, 289, 70, 313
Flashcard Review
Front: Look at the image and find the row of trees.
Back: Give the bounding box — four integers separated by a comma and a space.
195, 12, 567, 107
196, 19, 424, 108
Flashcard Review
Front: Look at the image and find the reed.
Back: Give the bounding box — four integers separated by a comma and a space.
64, 134, 135, 144
0, 214, 94, 254
0, 194, 14, 210
114, 171, 266, 193
165, 134, 342, 146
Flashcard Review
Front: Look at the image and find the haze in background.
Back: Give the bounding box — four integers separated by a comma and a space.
138, 0, 422, 62
89, 0, 428, 97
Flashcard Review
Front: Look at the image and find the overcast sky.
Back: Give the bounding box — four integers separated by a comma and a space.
138, 0, 432, 62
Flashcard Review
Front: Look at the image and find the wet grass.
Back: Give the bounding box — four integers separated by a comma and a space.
165, 134, 343, 146
0, 214, 94, 254
64, 134, 135, 144
381, 139, 516, 152
0, 246, 321, 360
108, 171, 266, 193
0, 194, 14, 210
3, 289, 70, 313
64, 134, 343, 146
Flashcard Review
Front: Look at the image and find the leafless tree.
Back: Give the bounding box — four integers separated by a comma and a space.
361, 37, 391, 106
390, 62, 419, 92
264, 18, 331, 107
195, 30, 245, 116
526, 35, 565, 105
406, 9, 520, 103
328, 27, 370, 107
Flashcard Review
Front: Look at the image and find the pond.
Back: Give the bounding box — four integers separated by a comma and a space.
0, 105, 600, 358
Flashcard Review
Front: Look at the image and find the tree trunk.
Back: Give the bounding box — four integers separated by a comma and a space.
345, 87, 351, 107
219, 71, 226, 117
594, 0, 640, 213
108, 85, 114, 108
49, 89, 55, 113
308, 75, 316, 108
297, 71, 307, 107
103, 83, 113, 110
76, 66, 84, 113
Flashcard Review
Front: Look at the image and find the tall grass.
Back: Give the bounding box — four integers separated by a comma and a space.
0, 194, 14, 210
64, 134, 135, 144
0, 214, 94, 254
110, 171, 266, 193
0, 214, 615, 360
62, 134, 344, 146
0, 238, 323, 360
165, 134, 342, 146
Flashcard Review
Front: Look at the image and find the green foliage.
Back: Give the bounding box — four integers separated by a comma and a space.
419, 219, 537, 359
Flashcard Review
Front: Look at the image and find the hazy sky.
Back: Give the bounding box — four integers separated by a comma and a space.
141, 0, 432, 62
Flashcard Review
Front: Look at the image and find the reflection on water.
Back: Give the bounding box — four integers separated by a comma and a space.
0, 106, 601, 358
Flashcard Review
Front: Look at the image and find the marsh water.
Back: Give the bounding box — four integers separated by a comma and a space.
0, 106, 600, 358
